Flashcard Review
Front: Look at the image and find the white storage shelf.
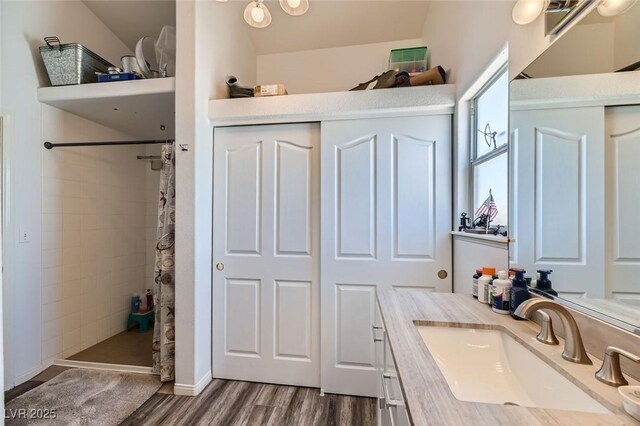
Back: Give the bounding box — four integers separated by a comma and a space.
37, 77, 175, 139
208, 85, 456, 127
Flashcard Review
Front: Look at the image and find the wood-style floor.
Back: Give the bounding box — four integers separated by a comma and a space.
5, 367, 377, 426
122, 379, 376, 426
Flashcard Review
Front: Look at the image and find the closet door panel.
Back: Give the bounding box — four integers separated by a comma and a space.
511, 107, 605, 298
225, 142, 262, 255
605, 106, 640, 297
275, 140, 312, 256
213, 123, 320, 387
321, 115, 452, 397
336, 136, 377, 258
392, 134, 435, 259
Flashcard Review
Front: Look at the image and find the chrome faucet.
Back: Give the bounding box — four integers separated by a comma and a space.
514, 298, 592, 365
595, 346, 640, 387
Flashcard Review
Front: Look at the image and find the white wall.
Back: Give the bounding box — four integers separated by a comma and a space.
453, 236, 509, 294
421, 1, 601, 293
422, 0, 572, 95
257, 39, 423, 94
0, 0, 4, 412
613, 3, 640, 70
1, 0, 131, 388
525, 23, 614, 77
174, 0, 257, 392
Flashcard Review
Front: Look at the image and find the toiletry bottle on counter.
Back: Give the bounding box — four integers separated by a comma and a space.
477, 267, 496, 304
510, 268, 529, 320
472, 268, 482, 299
492, 270, 512, 314
489, 273, 499, 306
536, 270, 557, 296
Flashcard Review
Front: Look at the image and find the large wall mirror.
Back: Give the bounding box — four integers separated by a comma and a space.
509, 1, 640, 333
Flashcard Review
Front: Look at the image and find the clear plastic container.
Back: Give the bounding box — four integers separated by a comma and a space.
389, 46, 428, 75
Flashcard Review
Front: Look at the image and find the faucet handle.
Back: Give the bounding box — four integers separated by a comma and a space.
535, 310, 559, 345
595, 346, 640, 387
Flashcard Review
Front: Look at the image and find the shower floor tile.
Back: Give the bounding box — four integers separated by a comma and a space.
67, 329, 154, 367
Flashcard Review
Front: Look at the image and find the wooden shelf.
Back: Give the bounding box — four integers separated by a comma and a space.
37, 77, 175, 139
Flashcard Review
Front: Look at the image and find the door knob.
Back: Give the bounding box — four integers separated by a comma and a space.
438, 270, 448, 279
216, 263, 224, 271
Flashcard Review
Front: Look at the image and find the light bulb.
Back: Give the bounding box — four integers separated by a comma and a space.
512, 0, 548, 25
597, 0, 637, 16
244, 0, 272, 28
251, 5, 265, 23
280, 0, 309, 16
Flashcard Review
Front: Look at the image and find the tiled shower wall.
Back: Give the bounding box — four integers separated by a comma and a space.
41, 134, 161, 362
145, 145, 162, 297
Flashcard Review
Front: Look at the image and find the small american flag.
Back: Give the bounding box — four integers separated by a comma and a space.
475, 190, 498, 220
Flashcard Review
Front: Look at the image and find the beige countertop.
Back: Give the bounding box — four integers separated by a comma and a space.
376, 290, 640, 425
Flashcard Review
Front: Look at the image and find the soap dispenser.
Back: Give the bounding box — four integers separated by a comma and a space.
509, 268, 529, 320
536, 270, 557, 296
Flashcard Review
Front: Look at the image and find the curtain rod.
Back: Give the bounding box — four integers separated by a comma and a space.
44, 139, 174, 150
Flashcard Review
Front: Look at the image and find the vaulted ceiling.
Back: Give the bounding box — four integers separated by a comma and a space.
240, 0, 431, 55
83, 0, 430, 56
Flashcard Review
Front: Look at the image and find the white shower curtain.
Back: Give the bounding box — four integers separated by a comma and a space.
152, 143, 175, 382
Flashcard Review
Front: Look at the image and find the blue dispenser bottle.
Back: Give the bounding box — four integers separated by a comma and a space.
536, 270, 557, 296
510, 268, 529, 320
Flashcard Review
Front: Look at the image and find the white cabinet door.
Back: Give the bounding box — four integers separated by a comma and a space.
605, 106, 640, 299
511, 107, 605, 298
321, 115, 452, 396
212, 123, 320, 387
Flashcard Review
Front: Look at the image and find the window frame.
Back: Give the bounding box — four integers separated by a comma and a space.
468, 64, 509, 223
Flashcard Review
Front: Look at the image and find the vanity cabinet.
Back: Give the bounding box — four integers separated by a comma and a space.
374, 302, 410, 426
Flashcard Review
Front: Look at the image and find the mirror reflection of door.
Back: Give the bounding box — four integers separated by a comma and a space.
509, 0, 640, 330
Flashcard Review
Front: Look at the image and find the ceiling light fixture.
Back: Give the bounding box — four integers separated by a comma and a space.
513, 0, 638, 26
280, 0, 310, 16
512, 0, 549, 25
597, 0, 637, 16
244, 0, 272, 29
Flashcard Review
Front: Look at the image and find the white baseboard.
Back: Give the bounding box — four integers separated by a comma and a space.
53, 359, 157, 375
174, 370, 212, 396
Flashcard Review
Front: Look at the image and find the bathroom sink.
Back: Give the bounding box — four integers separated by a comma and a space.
416, 325, 611, 414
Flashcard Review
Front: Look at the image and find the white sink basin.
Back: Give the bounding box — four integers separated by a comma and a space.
416, 325, 611, 414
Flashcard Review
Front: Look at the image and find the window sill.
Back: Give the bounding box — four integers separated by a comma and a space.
450, 230, 511, 244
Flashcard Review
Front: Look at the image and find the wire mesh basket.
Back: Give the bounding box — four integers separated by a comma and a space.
39, 36, 114, 86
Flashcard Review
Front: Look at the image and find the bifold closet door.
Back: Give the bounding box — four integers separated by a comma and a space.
213, 123, 320, 387
320, 115, 452, 397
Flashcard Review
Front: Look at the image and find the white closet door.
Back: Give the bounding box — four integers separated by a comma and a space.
511, 107, 605, 298
321, 115, 452, 396
213, 123, 320, 387
605, 106, 640, 299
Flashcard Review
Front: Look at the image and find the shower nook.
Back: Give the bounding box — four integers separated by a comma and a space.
32, 76, 177, 380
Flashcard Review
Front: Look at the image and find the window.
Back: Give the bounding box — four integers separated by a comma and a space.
470, 67, 509, 226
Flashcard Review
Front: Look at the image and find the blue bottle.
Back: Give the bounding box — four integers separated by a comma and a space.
131, 294, 140, 313
510, 268, 529, 320
536, 270, 557, 296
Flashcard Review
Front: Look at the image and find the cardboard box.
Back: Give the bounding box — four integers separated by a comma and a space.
254, 84, 287, 97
